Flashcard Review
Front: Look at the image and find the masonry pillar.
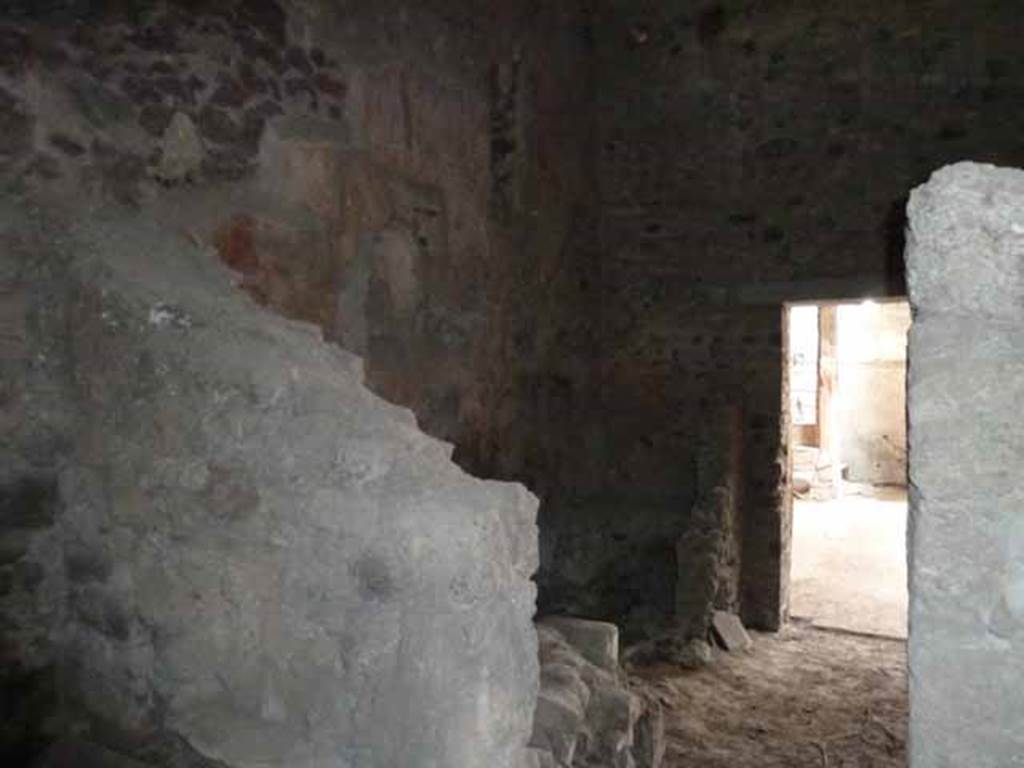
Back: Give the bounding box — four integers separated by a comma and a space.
905, 162, 1024, 766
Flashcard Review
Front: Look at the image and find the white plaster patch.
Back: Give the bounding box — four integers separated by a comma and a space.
148, 302, 192, 329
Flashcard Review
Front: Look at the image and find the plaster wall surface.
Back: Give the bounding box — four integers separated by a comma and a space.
0, 0, 594, 494
906, 162, 1024, 767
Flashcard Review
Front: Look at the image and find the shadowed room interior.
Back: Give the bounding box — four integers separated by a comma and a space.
1, 2, 1022, 767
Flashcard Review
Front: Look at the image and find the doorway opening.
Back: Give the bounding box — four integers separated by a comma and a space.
786, 299, 910, 639
614, 300, 913, 767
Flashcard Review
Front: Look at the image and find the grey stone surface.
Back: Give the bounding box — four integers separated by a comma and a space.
710, 611, 752, 652
631, 699, 665, 768
34, 738, 149, 768
905, 162, 1024, 768
0, 86, 33, 172
539, 616, 619, 673
530, 623, 660, 768
1, 201, 540, 768
522, 747, 558, 768
907, 163, 1024, 322
157, 113, 204, 183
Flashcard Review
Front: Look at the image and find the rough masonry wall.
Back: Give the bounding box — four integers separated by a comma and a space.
0, 0, 592, 488
0, 0, 594, 764
1, 199, 541, 767
558, 0, 1024, 636
905, 162, 1024, 767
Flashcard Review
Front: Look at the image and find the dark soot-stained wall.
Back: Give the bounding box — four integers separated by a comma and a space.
534, 0, 1024, 638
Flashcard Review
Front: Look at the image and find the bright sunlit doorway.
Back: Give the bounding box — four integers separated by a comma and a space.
786, 299, 910, 639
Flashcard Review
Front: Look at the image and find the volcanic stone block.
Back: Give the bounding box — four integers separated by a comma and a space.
530, 623, 656, 768
157, 112, 203, 182
539, 616, 619, 673
905, 162, 1024, 768
531, 687, 585, 765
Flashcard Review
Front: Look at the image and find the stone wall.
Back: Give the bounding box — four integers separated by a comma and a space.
905, 162, 1024, 767
549, 0, 1024, 636
8, 7, 1022, 761
0, 0, 593, 490
0, 0, 596, 764
2, 199, 541, 766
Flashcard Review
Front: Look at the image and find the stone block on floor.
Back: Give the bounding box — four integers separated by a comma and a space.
711, 611, 752, 652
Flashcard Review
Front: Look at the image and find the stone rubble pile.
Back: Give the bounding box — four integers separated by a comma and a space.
526, 618, 664, 768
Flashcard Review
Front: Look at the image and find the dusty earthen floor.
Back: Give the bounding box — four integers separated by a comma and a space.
630, 623, 907, 767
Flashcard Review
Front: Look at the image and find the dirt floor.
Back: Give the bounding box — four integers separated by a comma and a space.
630, 622, 907, 767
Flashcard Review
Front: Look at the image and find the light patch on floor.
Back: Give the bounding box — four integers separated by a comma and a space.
790, 485, 908, 639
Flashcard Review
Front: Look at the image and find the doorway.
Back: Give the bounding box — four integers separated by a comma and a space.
619, 300, 912, 767
786, 299, 910, 638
